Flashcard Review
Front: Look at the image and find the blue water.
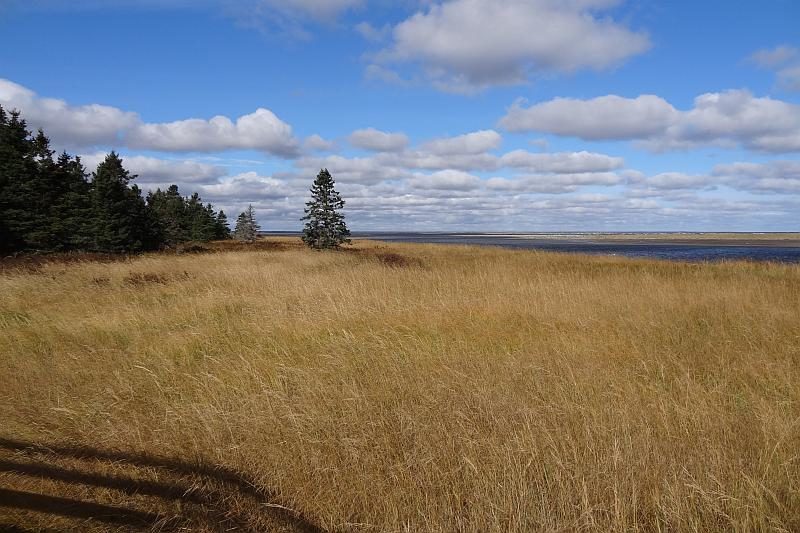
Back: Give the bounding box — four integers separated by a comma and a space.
261, 231, 800, 262
352, 232, 800, 263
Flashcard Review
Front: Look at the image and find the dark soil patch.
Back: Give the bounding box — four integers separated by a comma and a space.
0, 239, 303, 275
0, 253, 133, 274
346, 247, 424, 268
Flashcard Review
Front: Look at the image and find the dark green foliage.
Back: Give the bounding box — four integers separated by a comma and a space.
214, 210, 231, 240
145, 185, 229, 246
90, 152, 155, 252
0, 105, 227, 255
301, 168, 350, 250
234, 204, 260, 242
48, 152, 94, 250
0, 108, 37, 253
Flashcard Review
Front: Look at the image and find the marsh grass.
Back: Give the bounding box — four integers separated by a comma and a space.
1, 239, 799, 531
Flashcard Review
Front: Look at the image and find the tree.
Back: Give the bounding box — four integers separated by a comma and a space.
214, 210, 231, 240
50, 152, 93, 250
0, 105, 228, 255
0, 107, 37, 253
90, 152, 153, 252
234, 204, 260, 242
301, 168, 350, 250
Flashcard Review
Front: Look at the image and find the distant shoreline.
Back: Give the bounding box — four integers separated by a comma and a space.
261, 231, 800, 248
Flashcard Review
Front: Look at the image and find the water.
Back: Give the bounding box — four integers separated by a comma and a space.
350, 232, 800, 263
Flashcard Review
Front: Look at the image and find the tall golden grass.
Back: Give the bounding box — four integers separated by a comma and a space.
1, 239, 799, 531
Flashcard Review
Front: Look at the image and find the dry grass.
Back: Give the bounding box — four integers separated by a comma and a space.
1, 238, 799, 531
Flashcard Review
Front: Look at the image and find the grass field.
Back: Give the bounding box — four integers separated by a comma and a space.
1, 239, 799, 531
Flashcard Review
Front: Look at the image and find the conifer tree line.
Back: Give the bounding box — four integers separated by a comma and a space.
0, 105, 230, 254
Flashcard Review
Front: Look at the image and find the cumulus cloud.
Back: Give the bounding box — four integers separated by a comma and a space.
500, 89, 800, 153
0, 78, 299, 156
408, 169, 481, 190
0, 78, 138, 148
303, 134, 336, 152
199, 171, 299, 200
79, 152, 227, 184
486, 172, 623, 193
713, 160, 800, 194
349, 127, 409, 152
294, 154, 413, 184
372, 0, 649, 92
636, 172, 715, 191
127, 109, 299, 156
499, 150, 624, 173
500, 95, 676, 139
420, 130, 502, 155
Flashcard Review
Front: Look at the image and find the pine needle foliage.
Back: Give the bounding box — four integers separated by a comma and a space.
301, 169, 350, 250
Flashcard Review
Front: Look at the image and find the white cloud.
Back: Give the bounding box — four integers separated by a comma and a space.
0, 78, 138, 148
499, 149, 624, 173
501, 90, 800, 153
0, 78, 300, 156
127, 109, 299, 156
295, 154, 413, 184
79, 152, 227, 184
303, 134, 336, 152
408, 169, 481, 190
639, 172, 714, 190
420, 130, 502, 155
713, 160, 800, 194
486, 172, 623, 193
373, 0, 649, 92
500, 95, 676, 139
349, 127, 409, 152
199, 171, 299, 200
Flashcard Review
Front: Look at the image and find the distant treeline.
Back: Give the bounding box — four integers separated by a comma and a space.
0, 105, 230, 255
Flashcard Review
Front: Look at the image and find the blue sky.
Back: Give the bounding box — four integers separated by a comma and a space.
1, 0, 798, 231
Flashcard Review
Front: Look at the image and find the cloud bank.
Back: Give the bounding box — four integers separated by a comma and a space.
500, 90, 800, 153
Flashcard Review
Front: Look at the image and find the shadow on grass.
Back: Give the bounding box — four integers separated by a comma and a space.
0, 437, 323, 532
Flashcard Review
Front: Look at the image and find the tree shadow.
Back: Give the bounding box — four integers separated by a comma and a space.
0, 437, 323, 532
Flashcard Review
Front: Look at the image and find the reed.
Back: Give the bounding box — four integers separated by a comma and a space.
1, 239, 799, 531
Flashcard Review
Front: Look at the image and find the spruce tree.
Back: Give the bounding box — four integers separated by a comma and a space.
0, 107, 37, 253
301, 168, 350, 249
234, 204, 260, 242
90, 152, 151, 252
214, 210, 231, 239
51, 152, 93, 250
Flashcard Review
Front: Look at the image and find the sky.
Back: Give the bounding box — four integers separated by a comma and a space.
1, 0, 798, 231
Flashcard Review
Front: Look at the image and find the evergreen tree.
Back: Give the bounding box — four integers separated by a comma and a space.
146, 185, 223, 245
301, 168, 350, 249
24, 130, 60, 250
50, 152, 93, 250
234, 204, 260, 242
0, 105, 227, 255
214, 210, 231, 240
0, 107, 37, 253
90, 152, 151, 252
